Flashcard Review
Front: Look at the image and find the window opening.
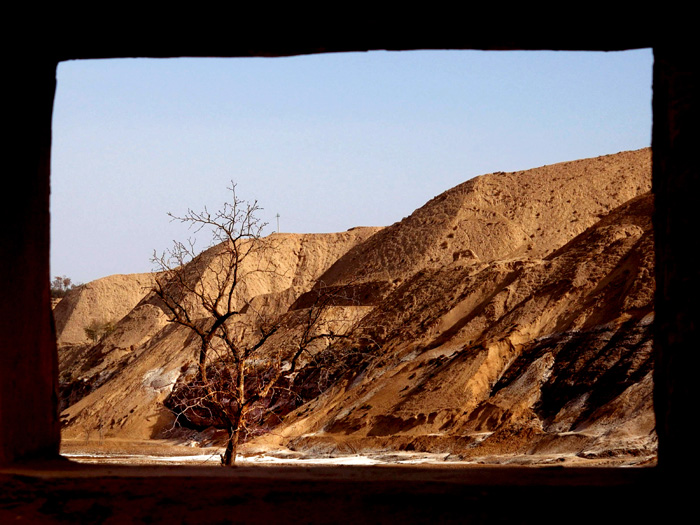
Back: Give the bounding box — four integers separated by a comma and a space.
51, 49, 655, 467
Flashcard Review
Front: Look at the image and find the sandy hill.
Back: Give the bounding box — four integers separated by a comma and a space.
268, 192, 654, 461
317, 149, 649, 292
54, 273, 158, 347
58, 228, 381, 438
57, 148, 655, 464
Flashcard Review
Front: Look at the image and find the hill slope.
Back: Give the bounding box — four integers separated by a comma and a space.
58, 228, 381, 439
270, 193, 654, 461
57, 148, 654, 463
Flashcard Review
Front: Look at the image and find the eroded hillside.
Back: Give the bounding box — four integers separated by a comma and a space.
57, 228, 382, 439
56, 148, 655, 464
269, 193, 654, 462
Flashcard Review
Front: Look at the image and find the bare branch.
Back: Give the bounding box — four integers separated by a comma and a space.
152, 181, 344, 466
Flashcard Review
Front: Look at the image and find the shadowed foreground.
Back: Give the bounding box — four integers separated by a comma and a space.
0, 460, 677, 524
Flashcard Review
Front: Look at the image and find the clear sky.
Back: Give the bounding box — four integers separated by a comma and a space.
50, 48, 653, 285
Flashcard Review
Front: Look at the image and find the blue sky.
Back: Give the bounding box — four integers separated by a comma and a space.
50, 49, 653, 284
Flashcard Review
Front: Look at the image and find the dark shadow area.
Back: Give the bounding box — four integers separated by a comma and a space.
2, 10, 696, 523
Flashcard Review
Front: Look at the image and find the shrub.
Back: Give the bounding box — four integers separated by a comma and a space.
84, 320, 116, 343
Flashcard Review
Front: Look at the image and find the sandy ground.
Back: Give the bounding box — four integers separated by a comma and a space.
60, 439, 655, 468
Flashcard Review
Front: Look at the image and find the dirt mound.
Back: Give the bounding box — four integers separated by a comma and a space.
54, 273, 157, 347
58, 228, 381, 441
317, 149, 650, 301
58, 149, 655, 463
266, 192, 655, 460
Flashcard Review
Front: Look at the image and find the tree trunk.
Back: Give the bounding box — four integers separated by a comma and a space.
222, 405, 244, 467
198, 339, 208, 384
221, 358, 246, 467
222, 426, 239, 467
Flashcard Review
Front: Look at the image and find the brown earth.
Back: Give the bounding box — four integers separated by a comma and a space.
55, 148, 654, 464
57, 228, 382, 440
268, 193, 654, 462
55, 273, 158, 347
317, 149, 650, 290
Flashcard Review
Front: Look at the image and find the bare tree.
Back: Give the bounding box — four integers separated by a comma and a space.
151, 183, 344, 466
